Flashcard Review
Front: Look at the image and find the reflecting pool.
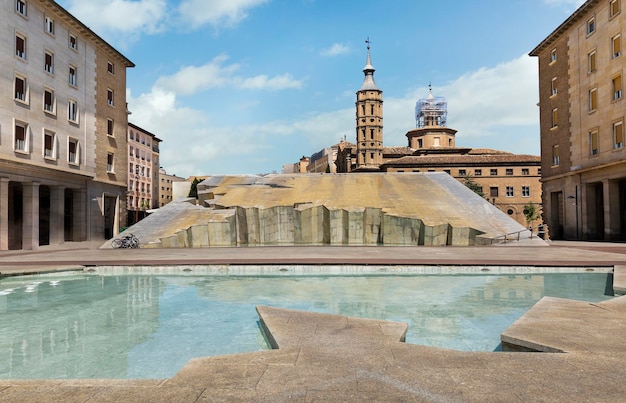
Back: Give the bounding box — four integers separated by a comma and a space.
0, 269, 614, 379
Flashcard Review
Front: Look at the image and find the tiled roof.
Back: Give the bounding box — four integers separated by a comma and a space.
381, 153, 540, 167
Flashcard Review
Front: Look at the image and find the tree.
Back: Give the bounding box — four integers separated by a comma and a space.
523, 202, 542, 228
462, 175, 484, 198
188, 177, 200, 198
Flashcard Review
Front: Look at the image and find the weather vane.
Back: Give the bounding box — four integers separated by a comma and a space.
365, 37, 371, 50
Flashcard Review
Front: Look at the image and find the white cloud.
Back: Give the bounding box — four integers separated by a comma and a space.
65, 0, 167, 46
129, 54, 540, 177
381, 54, 539, 154
320, 43, 350, 57
178, 0, 269, 29
155, 55, 303, 95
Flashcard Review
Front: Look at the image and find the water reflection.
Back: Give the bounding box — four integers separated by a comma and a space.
0, 272, 613, 379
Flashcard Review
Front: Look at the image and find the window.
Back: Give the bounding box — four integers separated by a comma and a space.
129, 163, 133, 174
44, 16, 54, 35
14, 121, 28, 152
68, 138, 79, 164
130, 131, 134, 140
15, 33, 26, 59
443, 169, 450, 174
522, 168, 530, 176
551, 77, 557, 95
68, 99, 78, 122
43, 130, 55, 159
69, 65, 77, 86
612, 74, 622, 100
69, 33, 77, 50
43, 88, 55, 114
506, 168, 513, 176
552, 145, 560, 166
107, 119, 114, 136
614, 120, 624, 148
370, 129, 374, 140
490, 187, 499, 198
107, 153, 114, 172
107, 62, 114, 74
588, 50, 597, 73
587, 16, 595, 35
474, 169, 482, 176
506, 186, 514, 197
459, 169, 466, 176
589, 87, 598, 111
589, 130, 599, 155
433, 137, 440, 147
44, 51, 53, 74
612, 34, 621, 58
551, 108, 558, 128
14, 75, 27, 103
490, 169, 498, 176
129, 146, 134, 156
610, 0, 620, 17
107, 89, 114, 106
16, 0, 26, 16
522, 186, 530, 198
550, 48, 557, 63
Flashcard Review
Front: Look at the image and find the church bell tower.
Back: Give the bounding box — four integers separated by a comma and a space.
355, 39, 383, 171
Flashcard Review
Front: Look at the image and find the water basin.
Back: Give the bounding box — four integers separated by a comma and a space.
0, 266, 614, 379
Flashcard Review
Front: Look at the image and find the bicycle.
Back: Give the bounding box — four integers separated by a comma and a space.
111, 233, 139, 249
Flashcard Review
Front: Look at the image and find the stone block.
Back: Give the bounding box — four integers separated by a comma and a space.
363, 208, 382, 245
329, 209, 349, 245
347, 209, 365, 245
208, 216, 237, 246
422, 223, 450, 246
177, 230, 190, 248
161, 235, 179, 248
382, 215, 421, 245
188, 224, 209, 248
259, 206, 294, 245
296, 205, 330, 245
449, 226, 483, 246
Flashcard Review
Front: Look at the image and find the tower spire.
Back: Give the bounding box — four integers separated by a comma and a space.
360, 38, 378, 91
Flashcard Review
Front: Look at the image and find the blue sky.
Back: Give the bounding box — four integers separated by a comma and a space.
58, 0, 586, 177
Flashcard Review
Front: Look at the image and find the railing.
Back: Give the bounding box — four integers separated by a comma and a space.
490, 225, 546, 244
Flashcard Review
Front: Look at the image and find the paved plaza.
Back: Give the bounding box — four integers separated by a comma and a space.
0, 241, 625, 401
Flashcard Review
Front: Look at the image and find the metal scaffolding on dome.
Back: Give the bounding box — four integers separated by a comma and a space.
415, 89, 448, 128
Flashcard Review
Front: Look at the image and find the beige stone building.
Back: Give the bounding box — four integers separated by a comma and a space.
334, 43, 542, 228
530, 0, 626, 240
158, 168, 185, 207
127, 123, 160, 225
0, 0, 133, 249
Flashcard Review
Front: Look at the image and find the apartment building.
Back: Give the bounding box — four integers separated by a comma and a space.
531, 0, 626, 240
127, 123, 160, 225
158, 168, 185, 207
0, 0, 134, 249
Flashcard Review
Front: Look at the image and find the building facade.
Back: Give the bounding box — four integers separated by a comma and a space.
158, 168, 185, 207
127, 123, 160, 225
0, 0, 133, 250
531, 0, 626, 240
337, 86, 542, 228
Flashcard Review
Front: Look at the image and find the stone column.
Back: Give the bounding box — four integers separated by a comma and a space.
22, 182, 40, 250
49, 186, 65, 245
604, 179, 620, 240
0, 178, 9, 250
73, 189, 87, 241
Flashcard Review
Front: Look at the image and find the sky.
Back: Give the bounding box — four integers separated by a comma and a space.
57, 0, 587, 177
